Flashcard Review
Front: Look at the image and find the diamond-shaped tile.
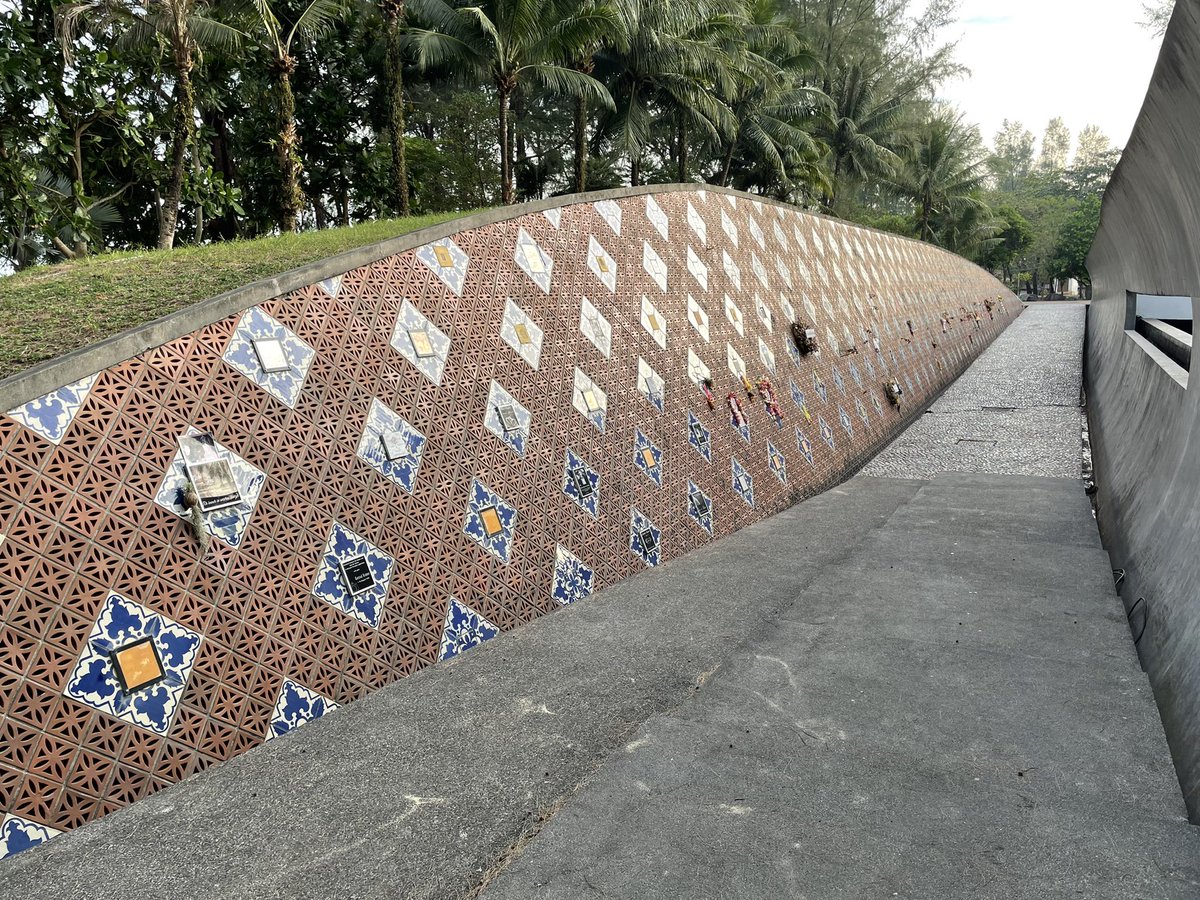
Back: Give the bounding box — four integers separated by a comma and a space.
484, 380, 531, 456
267, 680, 337, 741
687, 347, 712, 387
543, 207, 562, 228
723, 251, 742, 291
759, 337, 776, 374
756, 295, 774, 332
833, 367, 846, 395
637, 357, 665, 413
687, 200, 707, 245
357, 398, 425, 492
463, 480, 517, 564
646, 194, 669, 239
856, 396, 870, 426
641, 296, 667, 349
819, 415, 835, 449
580, 297, 612, 357
686, 246, 709, 292
588, 236, 617, 292
500, 298, 543, 370
768, 442, 787, 484
790, 381, 810, 420
643, 241, 667, 292
572, 368, 607, 432
6, 373, 98, 445
155, 430, 266, 549
796, 428, 815, 465
725, 296, 744, 336
0, 815, 61, 860
751, 251, 769, 289
318, 275, 343, 297
514, 227, 553, 293
721, 208, 739, 246
629, 508, 662, 567
633, 428, 663, 486
64, 592, 201, 735
223, 307, 314, 407
562, 448, 600, 517
687, 296, 711, 342
687, 480, 714, 535
439, 597, 499, 661
732, 457, 754, 507
313, 522, 394, 628
727, 343, 746, 379
391, 299, 451, 385
416, 237, 470, 295
813, 372, 828, 404
594, 198, 622, 234
552, 545, 594, 606
687, 410, 712, 462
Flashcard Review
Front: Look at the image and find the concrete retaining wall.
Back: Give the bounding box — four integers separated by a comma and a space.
0, 184, 1016, 856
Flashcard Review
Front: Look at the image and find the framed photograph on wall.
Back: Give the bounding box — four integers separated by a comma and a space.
179, 433, 243, 512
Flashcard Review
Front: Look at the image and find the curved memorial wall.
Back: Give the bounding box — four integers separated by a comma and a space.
0, 184, 1016, 855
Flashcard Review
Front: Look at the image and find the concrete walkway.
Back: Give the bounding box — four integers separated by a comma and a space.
5, 304, 1196, 898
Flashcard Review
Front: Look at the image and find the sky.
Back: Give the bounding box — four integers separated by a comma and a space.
932, 0, 1168, 155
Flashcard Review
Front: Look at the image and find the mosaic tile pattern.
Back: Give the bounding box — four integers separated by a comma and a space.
562, 448, 600, 518
1, 815, 60, 860
223, 307, 314, 408
0, 186, 1017, 853
483, 381, 532, 457
313, 522, 394, 629
267, 680, 337, 740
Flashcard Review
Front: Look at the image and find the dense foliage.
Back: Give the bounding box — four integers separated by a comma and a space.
1, 0, 1122, 288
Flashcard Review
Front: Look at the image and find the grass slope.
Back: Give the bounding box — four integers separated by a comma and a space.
0, 210, 480, 382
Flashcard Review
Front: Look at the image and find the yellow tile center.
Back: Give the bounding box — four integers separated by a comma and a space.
513, 322, 532, 346
409, 330, 435, 358
112, 639, 163, 692
640, 447, 657, 469
647, 315, 660, 333
521, 243, 545, 273
479, 506, 504, 537
582, 389, 600, 412
595, 255, 609, 273
433, 245, 454, 268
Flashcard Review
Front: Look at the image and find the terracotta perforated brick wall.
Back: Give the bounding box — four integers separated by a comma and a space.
0, 187, 1018, 856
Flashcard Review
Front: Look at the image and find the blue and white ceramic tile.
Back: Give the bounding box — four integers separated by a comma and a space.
646, 194, 669, 240
391, 299, 451, 385
6, 373, 99, 445
796, 428, 815, 465
720, 208, 739, 247
562, 448, 600, 517
864, 354, 877, 378
784, 336, 803, 368
724, 296, 745, 336
778, 295, 795, 323
768, 442, 787, 484
687, 411, 712, 462
0, 814, 60, 860
775, 255, 794, 289
641, 295, 667, 349
552, 545, 594, 606
629, 508, 662, 567
637, 358, 665, 413
439, 596, 499, 661
572, 368, 607, 433
500, 298, 543, 370
643, 241, 667, 293
758, 337, 776, 374
155, 430, 266, 549
686, 246, 709, 292
856, 397, 870, 426
514, 227, 554, 293
64, 592, 201, 735
463, 480, 518, 564
839, 406, 854, 437
773, 220, 789, 252
312, 521, 394, 628
687, 295, 710, 341
790, 381, 807, 414
587, 236, 617, 292
848, 359, 863, 390
633, 429, 663, 486
543, 207, 562, 228
356, 398, 425, 492
813, 372, 828, 404
593, 199, 622, 235
483, 380, 531, 457
318, 275, 343, 297
687, 200, 707, 245
416, 237, 470, 295
267, 679, 337, 741
732, 457, 754, 507
832, 366, 846, 395
222, 307, 314, 408
722, 250, 742, 292
819, 415, 835, 449
687, 480, 714, 535
580, 297, 612, 357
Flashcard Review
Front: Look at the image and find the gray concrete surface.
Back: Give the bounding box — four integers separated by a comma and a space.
1084, 0, 1200, 822
0, 477, 929, 900
862, 303, 1085, 479
483, 473, 1199, 899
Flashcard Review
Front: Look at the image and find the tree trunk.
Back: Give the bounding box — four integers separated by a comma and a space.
630, 156, 640, 186
275, 60, 304, 233
384, 4, 410, 216
677, 116, 689, 183
720, 131, 739, 187
498, 85, 513, 205
193, 144, 205, 245
574, 94, 588, 193
158, 57, 195, 250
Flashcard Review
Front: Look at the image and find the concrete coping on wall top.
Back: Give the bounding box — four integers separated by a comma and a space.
0, 182, 959, 413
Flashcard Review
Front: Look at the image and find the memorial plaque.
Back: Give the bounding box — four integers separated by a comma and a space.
639, 528, 657, 553
340, 555, 376, 596
379, 430, 409, 461
110, 637, 166, 693
571, 468, 593, 497
408, 329, 436, 358
690, 494, 710, 517
496, 404, 521, 434
179, 433, 243, 512
479, 506, 504, 537
252, 337, 291, 373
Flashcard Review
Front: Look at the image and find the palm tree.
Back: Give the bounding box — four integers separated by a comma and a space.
57, 0, 242, 249
596, 0, 740, 186
895, 111, 989, 244
812, 64, 903, 210
245, 0, 349, 232
378, 0, 410, 215
409, 0, 616, 205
